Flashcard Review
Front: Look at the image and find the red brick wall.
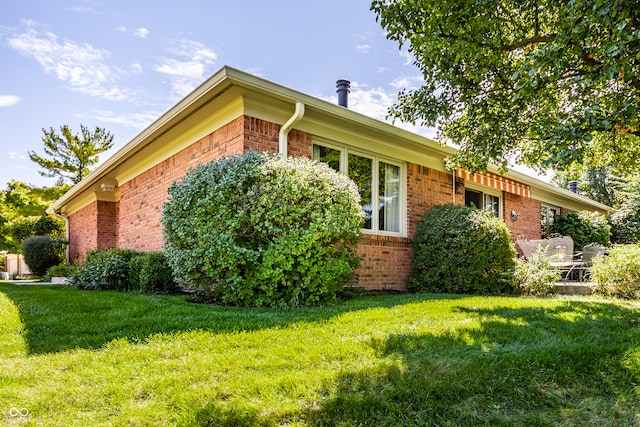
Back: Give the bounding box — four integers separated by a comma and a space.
68, 202, 98, 263
116, 116, 310, 252
96, 201, 117, 249
503, 192, 542, 240
71, 113, 545, 291
354, 163, 461, 290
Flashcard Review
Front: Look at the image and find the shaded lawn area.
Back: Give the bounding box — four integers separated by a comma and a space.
1, 284, 640, 426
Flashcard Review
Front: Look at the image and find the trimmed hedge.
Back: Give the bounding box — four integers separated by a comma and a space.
70, 248, 139, 291
129, 252, 179, 293
71, 249, 179, 293
161, 152, 364, 307
410, 203, 517, 294
20, 235, 66, 277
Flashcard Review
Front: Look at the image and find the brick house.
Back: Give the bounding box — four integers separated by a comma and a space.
47, 66, 613, 291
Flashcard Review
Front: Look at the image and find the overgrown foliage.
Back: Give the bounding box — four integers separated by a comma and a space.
162, 152, 364, 307
410, 203, 516, 294
610, 201, 640, 243
29, 124, 114, 185
514, 247, 561, 296
551, 210, 611, 248
372, 0, 640, 173
20, 235, 66, 276
592, 244, 640, 298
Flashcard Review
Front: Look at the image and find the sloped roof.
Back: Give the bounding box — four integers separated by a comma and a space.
48, 65, 613, 216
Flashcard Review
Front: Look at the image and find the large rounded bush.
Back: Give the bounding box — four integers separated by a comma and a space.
410, 203, 516, 294
20, 235, 66, 277
551, 210, 610, 248
162, 152, 365, 307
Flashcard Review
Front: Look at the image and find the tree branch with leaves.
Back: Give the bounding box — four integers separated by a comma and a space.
29, 124, 114, 185
371, 0, 640, 173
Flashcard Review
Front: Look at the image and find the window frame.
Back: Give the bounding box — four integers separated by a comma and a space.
312, 140, 407, 237
464, 183, 503, 218
541, 203, 560, 237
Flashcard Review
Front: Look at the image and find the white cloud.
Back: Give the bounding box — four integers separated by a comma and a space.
356, 44, 371, 53
84, 109, 160, 130
154, 38, 218, 97
0, 95, 21, 107
116, 26, 127, 32
133, 27, 149, 38
7, 21, 126, 101
7, 151, 26, 160
390, 74, 424, 90
131, 63, 143, 73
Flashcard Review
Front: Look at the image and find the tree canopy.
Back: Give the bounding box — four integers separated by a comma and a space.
29, 124, 114, 185
371, 0, 640, 173
0, 181, 68, 252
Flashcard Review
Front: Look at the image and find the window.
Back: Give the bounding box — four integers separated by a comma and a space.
313, 143, 404, 235
541, 204, 559, 237
465, 188, 501, 217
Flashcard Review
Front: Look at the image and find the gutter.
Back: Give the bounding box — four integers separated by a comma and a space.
278, 101, 305, 156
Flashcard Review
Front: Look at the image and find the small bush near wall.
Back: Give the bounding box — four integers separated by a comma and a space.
551, 211, 611, 248
20, 235, 66, 277
70, 248, 138, 291
592, 245, 640, 298
514, 247, 561, 296
44, 264, 77, 282
410, 204, 517, 294
129, 252, 179, 293
162, 152, 364, 307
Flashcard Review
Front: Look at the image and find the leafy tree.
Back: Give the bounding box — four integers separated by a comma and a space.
372, 0, 640, 173
29, 124, 114, 185
0, 181, 68, 252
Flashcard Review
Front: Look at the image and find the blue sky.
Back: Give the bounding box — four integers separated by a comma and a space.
1, 0, 435, 189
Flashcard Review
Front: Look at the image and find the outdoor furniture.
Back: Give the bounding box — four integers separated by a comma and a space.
515, 234, 586, 281
581, 242, 606, 280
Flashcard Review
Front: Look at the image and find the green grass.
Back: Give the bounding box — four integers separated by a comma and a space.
1, 284, 639, 426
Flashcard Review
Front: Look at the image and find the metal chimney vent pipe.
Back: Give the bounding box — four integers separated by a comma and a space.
336, 79, 350, 108
568, 180, 578, 193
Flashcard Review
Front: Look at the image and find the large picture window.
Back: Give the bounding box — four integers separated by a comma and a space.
313, 143, 404, 235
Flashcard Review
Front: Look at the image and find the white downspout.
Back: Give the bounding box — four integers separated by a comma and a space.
51, 211, 70, 265
278, 102, 305, 156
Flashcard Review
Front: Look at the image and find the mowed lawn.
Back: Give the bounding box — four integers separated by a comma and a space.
1, 284, 640, 426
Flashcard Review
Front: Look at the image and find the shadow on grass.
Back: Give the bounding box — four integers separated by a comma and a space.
0, 283, 463, 355
306, 301, 640, 426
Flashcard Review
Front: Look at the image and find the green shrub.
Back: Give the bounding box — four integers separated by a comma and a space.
162, 152, 364, 307
514, 248, 561, 296
20, 235, 66, 276
44, 264, 77, 282
129, 252, 179, 293
592, 245, 640, 298
610, 200, 640, 244
11, 215, 66, 245
551, 211, 611, 248
70, 248, 139, 290
409, 203, 517, 294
